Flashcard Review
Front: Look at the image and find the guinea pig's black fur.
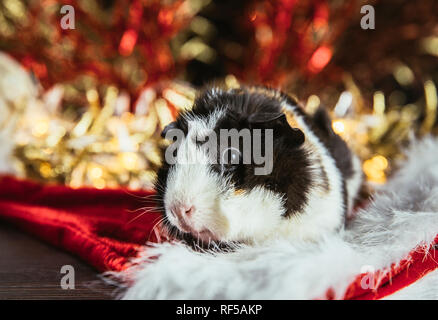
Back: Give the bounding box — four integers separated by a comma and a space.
155, 85, 362, 247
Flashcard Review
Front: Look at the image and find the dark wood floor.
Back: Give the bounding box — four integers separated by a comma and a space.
0, 222, 116, 299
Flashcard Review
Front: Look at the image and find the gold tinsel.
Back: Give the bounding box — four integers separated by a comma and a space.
0, 53, 198, 189
1, 51, 437, 190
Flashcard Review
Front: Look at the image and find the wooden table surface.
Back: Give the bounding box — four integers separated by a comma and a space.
0, 222, 116, 300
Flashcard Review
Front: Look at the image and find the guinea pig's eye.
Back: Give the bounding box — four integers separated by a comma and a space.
220, 147, 241, 168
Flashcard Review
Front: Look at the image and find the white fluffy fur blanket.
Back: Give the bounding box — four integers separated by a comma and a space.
109, 136, 438, 300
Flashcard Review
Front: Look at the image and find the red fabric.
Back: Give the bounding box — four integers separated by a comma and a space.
0, 175, 161, 272
343, 236, 438, 299
0, 175, 437, 298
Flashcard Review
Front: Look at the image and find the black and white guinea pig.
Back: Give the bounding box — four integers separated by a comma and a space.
155, 86, 363, 245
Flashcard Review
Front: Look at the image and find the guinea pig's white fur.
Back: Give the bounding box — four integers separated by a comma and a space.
280, 102, 362, 241
163, 108, 284, 243
162, 88, 363, 244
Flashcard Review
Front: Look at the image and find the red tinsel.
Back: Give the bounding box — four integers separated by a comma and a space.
239, 0, 357, 85
0, 0, 195, 100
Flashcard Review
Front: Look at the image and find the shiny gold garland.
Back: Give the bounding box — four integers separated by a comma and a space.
1, 54, 437, 189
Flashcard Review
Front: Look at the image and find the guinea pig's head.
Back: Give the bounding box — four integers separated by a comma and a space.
155, 86, 311, 245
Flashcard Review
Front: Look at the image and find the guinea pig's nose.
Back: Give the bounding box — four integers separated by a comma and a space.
182, 205, 194, 217
170, 203, 194, 219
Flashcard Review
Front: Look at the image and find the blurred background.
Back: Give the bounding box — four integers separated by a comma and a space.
0, 0, 437, 190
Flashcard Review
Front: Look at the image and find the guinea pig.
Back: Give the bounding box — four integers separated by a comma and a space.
155, 85, 363, 246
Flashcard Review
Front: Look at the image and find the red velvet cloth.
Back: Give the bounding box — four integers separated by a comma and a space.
0, 175, 161, 272
0, 175, 437, 299
343, 235, 438, 300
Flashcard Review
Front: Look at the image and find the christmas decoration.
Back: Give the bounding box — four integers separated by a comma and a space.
0, 0, 437, 189
0, 0, 209, 98
6, 73, 197, 190
0, 0, 207, 189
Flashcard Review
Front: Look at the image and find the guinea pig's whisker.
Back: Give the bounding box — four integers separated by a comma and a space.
168, 226, 178, 239
126, 207, 149, 213
150, 216, 163, 229
123, 190, 156, 200
140, 206, 163, 211
161, 219, 170, 231
153, 181, 167, 193
142, 193, 162, 198
126, 214, 145, 224
153, 186, 166, 195
126, 207, 162, 216
146, 217, 165, 240
126, 208, 161, 224
122, 188, 165, 201
148, 216, 167, 242
141, 194, 163, 200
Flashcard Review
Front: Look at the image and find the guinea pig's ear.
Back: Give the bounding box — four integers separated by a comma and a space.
161, 121, 178, 138
278, 116, 305, 148
312, 107, 335, 137
248, 112, 305, 148
247, 112, 285, 124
